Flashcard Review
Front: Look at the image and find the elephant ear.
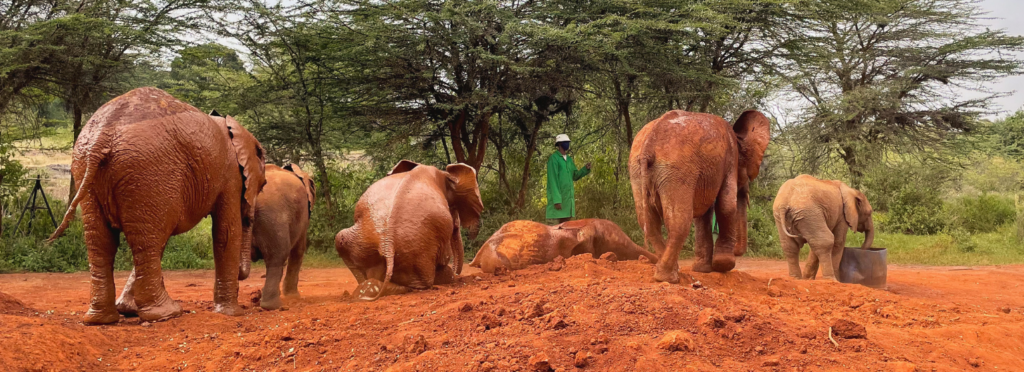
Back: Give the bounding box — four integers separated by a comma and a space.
389, 160, 420, 175
284, 163, 315, 216
224, 116, 267, 215
839, 183, 861, 231
732, 110, 771, 180
445, 163, 484, 239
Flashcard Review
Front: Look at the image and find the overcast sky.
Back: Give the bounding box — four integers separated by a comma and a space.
977, 0, 1024, 117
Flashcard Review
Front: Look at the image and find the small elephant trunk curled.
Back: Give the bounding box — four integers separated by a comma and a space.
860, 218, 875, 250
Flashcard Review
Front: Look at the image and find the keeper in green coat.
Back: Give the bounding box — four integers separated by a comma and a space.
546, 134, 592, 223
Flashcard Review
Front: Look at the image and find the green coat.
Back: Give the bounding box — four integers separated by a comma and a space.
546, 152, 590, 219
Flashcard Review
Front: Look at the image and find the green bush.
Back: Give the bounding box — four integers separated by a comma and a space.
947, 193, 1016, 234
883, 185, 949, 235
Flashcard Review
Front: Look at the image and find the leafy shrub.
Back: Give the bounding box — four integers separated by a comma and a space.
947, 193, 1016, 234
883, 186, 949, 235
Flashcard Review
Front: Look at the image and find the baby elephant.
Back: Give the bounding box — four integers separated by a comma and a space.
251, 164, 316, 310
469, 219, 658, 274
335, 160, 483, 300
773, 175, 874, 281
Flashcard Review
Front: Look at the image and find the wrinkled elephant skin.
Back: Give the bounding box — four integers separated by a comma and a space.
773, 175, 875, 280
49, 87, 267, 324
335, 160, 483, 300
629, 110, 770, 282
251, 164, 316, 310
469, 219, 657, 273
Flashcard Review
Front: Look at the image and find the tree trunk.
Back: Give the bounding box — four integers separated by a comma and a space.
840, 145, 864, 188
66, 104, 84, 207
309, 143, 335, 220
514, 116, 543, 209
447, 110, 491, 170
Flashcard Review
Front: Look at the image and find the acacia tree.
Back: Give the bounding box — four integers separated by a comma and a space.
338, 0, 543, 171
778, 0, 1024, 185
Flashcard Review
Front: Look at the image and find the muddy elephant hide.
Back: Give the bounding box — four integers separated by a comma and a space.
334, 160, 483, 300
469, 219, 657, 274
47, 87, 266, 324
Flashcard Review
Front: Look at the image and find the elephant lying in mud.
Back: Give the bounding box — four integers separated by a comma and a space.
773, 175, 875, 280
48, 87, 266, 324
469, 219, 658, 274
335, 160, 483, 300
250, 164, 316, 310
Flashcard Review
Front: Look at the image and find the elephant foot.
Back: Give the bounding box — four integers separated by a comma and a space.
282, 291, 301, 299
711, 254, 736, 273
653, 267, 680, 284
116, 296, 138, 317
692, 261, 713, 273
138, 299, 183, 322
355, 279, 384, 301
260, 296, 283, 311
820, 275, 838, 282
211, 303, 243, 317
83, 307, 120, 325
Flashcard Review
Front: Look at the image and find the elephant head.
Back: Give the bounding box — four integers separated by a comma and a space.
223, 115, 267, 280
284, 163, 316, 217
731, 110, 771, 256
840, 183, 875, 250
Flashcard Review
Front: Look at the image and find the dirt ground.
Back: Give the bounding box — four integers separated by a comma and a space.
1, 257, 1023, 372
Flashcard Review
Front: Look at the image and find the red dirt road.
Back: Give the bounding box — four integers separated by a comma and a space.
2, 258, 1023, 371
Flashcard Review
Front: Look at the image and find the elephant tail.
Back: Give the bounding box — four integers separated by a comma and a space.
780, 207, 800, 239
47, 149, 106, 243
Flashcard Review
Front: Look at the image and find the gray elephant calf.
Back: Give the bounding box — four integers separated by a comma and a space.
251, 164, 316, 310
773, 175, 874, 280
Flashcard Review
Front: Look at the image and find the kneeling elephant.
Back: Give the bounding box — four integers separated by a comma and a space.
335, 160, 483, 300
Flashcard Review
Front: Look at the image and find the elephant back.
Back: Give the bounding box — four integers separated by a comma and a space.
490, 221, 556, 268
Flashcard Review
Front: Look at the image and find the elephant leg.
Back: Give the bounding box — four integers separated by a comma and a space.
82, 205, 121, 325
803, 250, 819, 280
775, 217, 803, 279
211, 199, 244, 316
657, 198, 694, 283
692, 207, 715, 273
434, 264, 456, 285
115, 269, 138, 316
804, 221, 837, 280
283, 236, 307, 298
122, 224, 181, 322
712, 179, 741, 273
830, 226, 848, 276
640, 206, 668, 258
260, 265, 285, 310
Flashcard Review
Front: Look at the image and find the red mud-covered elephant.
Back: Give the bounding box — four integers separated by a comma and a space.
335, 160, 483, 300
629, 110, 770, 282
250, 164, 316, 310
469, 219, 657, 273
49, 87, 266, 324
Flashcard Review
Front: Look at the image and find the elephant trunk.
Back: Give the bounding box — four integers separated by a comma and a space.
860, 218, 875, 250
734, 195, 750, 256
238, 215, 253, 280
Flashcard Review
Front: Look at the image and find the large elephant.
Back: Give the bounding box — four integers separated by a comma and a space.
773, 174, 875, 280
468, 219, 658, 273
48, 87, 266, 324
250, 164, 316, 310
629, 110, 770, 282
334, 160, 483, 300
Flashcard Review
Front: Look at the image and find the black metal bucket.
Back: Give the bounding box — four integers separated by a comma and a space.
837, 247, 887, 289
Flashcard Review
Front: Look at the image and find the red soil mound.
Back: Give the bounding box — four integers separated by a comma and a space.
0, 257, 1022, 371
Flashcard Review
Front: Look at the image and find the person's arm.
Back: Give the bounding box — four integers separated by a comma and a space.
547, 155, 562, 207
572, 158, 591, 181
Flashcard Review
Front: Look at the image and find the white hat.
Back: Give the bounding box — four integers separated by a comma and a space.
555, 134, 570, 143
